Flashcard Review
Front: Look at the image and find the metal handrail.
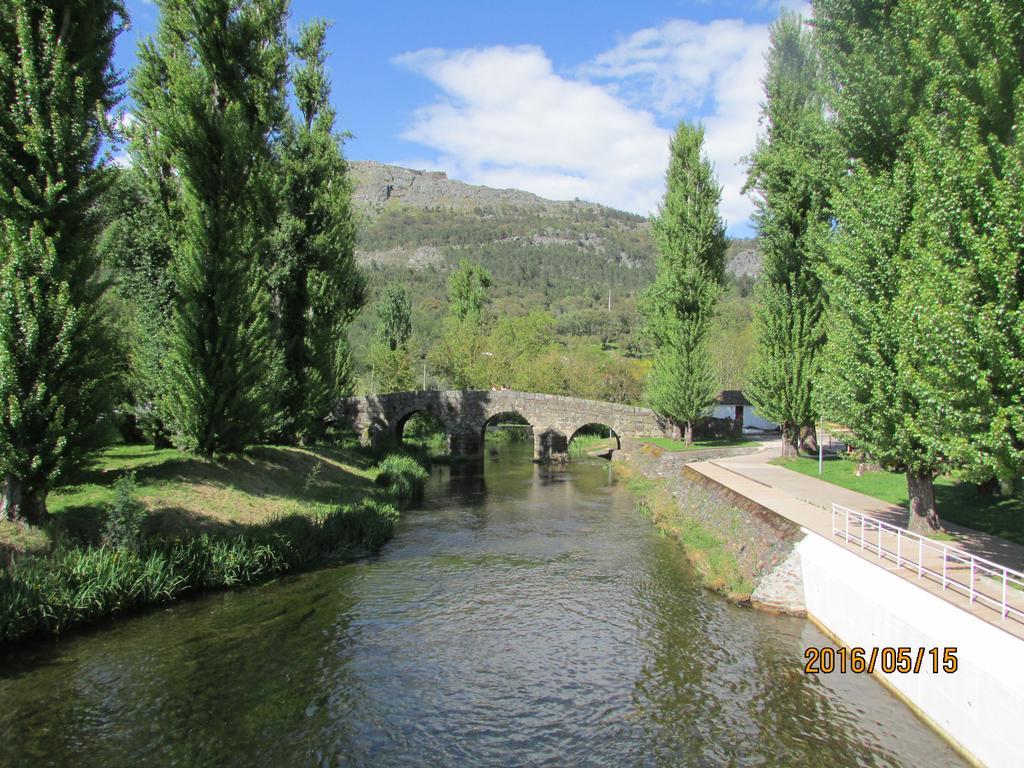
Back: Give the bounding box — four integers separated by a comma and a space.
831, 503, 1024, 622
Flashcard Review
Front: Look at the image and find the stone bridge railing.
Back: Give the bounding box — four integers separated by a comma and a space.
331, 390, 672, 460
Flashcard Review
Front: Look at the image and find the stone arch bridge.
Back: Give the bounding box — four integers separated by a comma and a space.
332, 390, 672, 461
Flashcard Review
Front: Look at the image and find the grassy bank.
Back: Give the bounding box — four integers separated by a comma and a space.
0, 500, 398, 644
639, 436, 751, 452
0, 442, 430, 643
775, 455, 1024, 545
616, 462, 753, 601
6, 443, 383, 555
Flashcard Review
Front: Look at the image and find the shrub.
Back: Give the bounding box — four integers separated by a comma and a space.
101, 473, 148, 549
0, 500, 399, 644
374, 454, 429, 501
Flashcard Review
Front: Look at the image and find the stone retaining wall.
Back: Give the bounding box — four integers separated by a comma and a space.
615, 444, 807, 614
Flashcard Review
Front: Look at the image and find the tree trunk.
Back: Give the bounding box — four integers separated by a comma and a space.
684, 422, 693, 446
1, 476, 47, 525
781, 424, 798, 458
0, 475, 21, 521
671, 421, 682, 441
976, 476, 999, 497
906, 471, 941, 533
799, 424, 818, 454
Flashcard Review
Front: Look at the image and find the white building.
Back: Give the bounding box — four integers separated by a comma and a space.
711, 390, 778, 434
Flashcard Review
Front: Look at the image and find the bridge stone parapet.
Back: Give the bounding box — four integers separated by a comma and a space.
331, 390, 672, 460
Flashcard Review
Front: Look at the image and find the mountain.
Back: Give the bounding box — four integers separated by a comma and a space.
345, 162, 758, 387
350, 161, 655, 277
350, 161, 759, 277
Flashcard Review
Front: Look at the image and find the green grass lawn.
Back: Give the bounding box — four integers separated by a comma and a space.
2, 442, 384, 559
639, 436, 752, 452
775, 455, 1024, 545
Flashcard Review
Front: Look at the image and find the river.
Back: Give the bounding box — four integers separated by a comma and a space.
0, 444, 966, 767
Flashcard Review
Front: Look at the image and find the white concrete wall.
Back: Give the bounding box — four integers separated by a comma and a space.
709, 404, 777, 431
743, 409, 777, 431
798, 532, 1024, 768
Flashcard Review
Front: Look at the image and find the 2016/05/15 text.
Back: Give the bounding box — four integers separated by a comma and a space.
804, 647, 958, 674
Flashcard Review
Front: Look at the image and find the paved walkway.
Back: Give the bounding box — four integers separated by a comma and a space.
686, 440, 1024, 640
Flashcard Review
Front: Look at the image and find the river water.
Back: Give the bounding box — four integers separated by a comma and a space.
0, 445, 966, 767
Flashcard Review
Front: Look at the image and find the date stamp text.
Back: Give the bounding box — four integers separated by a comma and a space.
803, 646, 958, 674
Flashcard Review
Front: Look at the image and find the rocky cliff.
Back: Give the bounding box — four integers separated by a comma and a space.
350, 161, 607, 216
349, 161, 759, 278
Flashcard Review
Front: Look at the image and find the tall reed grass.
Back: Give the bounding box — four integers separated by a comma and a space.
374, 454, 429, 501
0, 500, 398, 644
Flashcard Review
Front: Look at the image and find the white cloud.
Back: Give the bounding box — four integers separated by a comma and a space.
583, 18, 772, 230
393, 45, 670, 217
392, 10, 804, 232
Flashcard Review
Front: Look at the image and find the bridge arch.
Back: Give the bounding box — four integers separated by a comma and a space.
480, 411, 534, 447
395, 409, 450, 450
568, 422, 621, 454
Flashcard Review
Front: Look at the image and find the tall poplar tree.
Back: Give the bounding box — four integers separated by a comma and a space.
272, 20, 365, 444
368, 285, 415, 393
131, 0, 289, 456
814, 0, 954, 530
0, 0, 125, 521
897, 0, 1024, 498
641, 122, 726, 445
744, 10, 837, 456
814, 0, 1024, 528
375, 285, 412, 352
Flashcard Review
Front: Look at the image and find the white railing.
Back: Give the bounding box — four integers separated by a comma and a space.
831, 503, 1024, 623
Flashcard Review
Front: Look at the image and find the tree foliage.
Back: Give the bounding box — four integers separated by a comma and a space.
447, 258, 492, 322
641, 122, 726, 443
0, 0, 125, 521
375, 285, 412, 352
272, 19, 365, 443
744, 10, 838, 455
97, 166, 176, 447
896, 0, 1024, 497
131, 0, 289, 456
430, 260, 493, 389
368, 285, 414, 393
816, 0, 1024, 527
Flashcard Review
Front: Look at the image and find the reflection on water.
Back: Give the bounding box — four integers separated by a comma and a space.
0, 443, 966, 767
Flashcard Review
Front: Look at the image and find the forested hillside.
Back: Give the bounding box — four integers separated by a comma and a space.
346, 162, 758, 398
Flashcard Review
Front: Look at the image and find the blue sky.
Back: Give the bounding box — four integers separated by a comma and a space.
117, 1, 809, 235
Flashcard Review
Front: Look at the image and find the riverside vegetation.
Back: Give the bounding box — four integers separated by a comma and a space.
0, 443, 431, 644
615, 461, 754, 601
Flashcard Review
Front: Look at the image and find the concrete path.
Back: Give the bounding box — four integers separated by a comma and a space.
685, 440, 1024, 640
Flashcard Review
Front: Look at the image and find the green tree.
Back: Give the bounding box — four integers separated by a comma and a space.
447, 259, 492, 322
640, 122, 726, 444
368, 285, 414, 393
375, 285, 412, 351
483, 311, 557, 389
743, 10, 838, 456
0, 0, 125, 522
431, 260, 494, 389
97, 165, 176, 448
816, 0, 948, 529
708, 294, 755, 393
367, 344, 416, 393
897, 0, 1024, 498
814, 0, 1024, 529
131, 0, 289, 456
272, 20, 365, 443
